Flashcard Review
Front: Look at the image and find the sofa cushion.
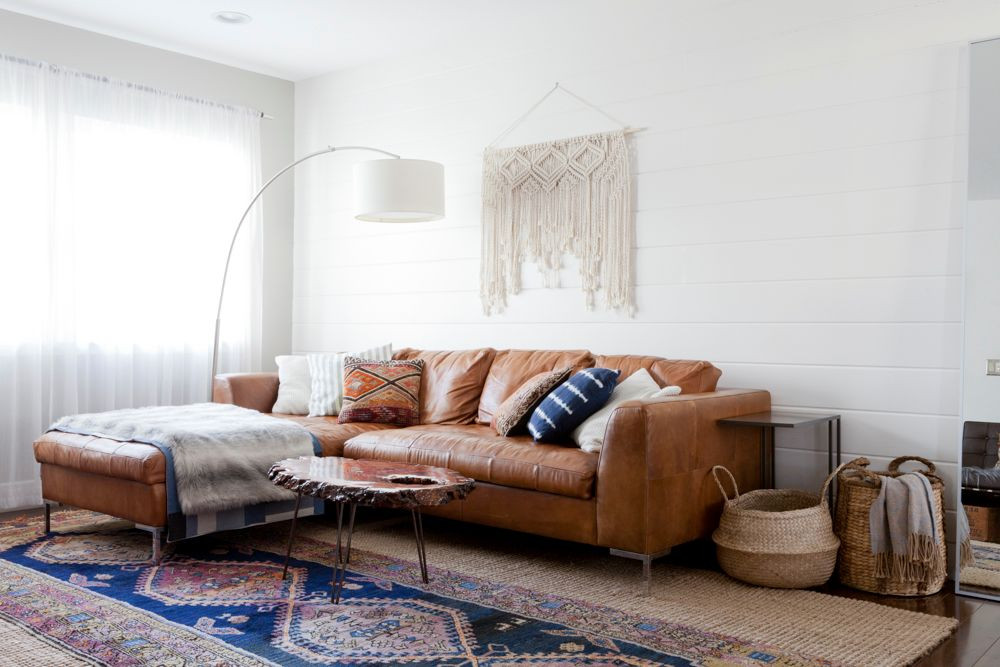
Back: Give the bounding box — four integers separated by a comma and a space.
33, 432, 166, 485
593, 354, 721, 394
343, 424, 598, 499
273, 415, 396, 457
393, 348, 496, 424
477, 349, 595, 425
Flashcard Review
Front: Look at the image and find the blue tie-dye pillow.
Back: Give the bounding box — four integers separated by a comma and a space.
527, 368, 621, 442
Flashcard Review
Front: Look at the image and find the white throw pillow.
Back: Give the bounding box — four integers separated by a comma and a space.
571, 368, 681, 453
650, 385, 683, 399
272, 355, 312, 415
307, 343, 392, 417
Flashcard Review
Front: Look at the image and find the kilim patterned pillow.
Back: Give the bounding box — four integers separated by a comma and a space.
491, 367, 572, 436
339, 357, 424, 426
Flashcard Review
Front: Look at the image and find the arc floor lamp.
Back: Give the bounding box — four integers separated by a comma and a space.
210, 146, 445, 390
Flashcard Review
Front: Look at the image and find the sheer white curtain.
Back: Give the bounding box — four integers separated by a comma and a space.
0, 55, 263, 510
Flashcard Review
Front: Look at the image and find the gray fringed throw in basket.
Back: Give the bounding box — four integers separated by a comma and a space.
836, 456, 947, 596
868, 472, 943, 586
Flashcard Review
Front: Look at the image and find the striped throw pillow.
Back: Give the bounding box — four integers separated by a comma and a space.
306, 343, 392, 417
527, 368, 620, 442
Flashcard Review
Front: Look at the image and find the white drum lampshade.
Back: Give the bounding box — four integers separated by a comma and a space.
353, 158, 445, 222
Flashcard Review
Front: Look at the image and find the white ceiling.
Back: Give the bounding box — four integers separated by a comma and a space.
0, 0, 596, 81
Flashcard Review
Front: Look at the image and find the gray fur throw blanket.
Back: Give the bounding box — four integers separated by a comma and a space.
49, 403, 316, 516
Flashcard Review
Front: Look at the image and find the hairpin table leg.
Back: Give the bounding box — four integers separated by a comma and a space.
330, 502, 358, 604
330, 502, 343, 602
344, 503, 357, 565
412, 508, 428, 584
282, 491, 303, 579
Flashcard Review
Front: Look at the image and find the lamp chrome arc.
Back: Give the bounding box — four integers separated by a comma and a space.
209, 145, 400, 395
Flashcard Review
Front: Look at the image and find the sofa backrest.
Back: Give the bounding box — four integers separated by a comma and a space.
593, 354, 722, 394
393, 347, 723, 426
475, 349, 595, 425
392, 348, 497, 424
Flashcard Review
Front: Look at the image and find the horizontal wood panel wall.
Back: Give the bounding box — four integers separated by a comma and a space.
294, 0, 1000, 496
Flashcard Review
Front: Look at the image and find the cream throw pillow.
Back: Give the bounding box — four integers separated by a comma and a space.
571, 368, 681, 453
272, 355, 312, 414
307, 343, 393, 417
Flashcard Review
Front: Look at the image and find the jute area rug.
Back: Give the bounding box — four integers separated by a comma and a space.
281, 513, 955, 666
961, 539, 1000, 590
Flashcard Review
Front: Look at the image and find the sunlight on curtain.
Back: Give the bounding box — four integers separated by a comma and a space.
0, 55, 263, 510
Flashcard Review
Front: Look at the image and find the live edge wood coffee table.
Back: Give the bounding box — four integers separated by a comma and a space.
268, 456, 475, 603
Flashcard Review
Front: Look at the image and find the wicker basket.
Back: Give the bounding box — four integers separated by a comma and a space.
835, 456, 947, 596
711, 464, 844, 589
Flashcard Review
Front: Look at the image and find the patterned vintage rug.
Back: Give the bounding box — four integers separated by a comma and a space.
0, 510, 956, 666
961, 539, 1000, 591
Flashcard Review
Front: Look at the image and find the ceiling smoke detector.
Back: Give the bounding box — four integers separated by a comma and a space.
212, 11, 252, 25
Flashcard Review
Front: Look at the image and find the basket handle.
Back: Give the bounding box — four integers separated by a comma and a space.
841, 456, 883, 484
887, 456, 936, 475
711, 465, 739, 503
818, 461, 851, 506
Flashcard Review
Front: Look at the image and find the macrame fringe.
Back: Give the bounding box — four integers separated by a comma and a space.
480, 130, 634, 315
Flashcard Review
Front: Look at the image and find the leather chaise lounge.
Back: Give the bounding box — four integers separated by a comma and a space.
33, 348, 770, 576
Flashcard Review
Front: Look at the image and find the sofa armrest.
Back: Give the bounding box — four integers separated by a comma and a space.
212, 373, 280, 413
595, 388, 770, 554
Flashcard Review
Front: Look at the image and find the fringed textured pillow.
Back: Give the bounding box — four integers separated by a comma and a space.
339, 357, 424, 426
491, 367, 571, 436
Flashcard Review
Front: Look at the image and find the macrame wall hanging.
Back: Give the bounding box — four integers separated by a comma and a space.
480, 83, 640, 316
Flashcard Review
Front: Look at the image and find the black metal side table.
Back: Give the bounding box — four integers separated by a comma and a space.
717, 411, 842, 500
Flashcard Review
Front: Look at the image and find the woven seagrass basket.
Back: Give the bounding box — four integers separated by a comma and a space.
835, 456, 947, 596
711, 463, 844, 589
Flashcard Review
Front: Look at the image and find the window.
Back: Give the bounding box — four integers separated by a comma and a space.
0, 55, 262, 510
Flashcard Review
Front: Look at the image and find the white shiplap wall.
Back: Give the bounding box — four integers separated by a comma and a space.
293, 0, 1000, 509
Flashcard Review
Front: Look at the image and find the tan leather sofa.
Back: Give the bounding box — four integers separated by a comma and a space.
34, 348, 769, 572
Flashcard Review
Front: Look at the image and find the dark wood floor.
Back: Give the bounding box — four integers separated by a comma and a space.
3, 506, 999, 665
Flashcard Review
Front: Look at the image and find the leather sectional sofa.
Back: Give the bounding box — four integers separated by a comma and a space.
34, 348, 769, 573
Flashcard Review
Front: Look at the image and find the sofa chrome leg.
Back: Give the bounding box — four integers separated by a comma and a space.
610, 547, 671, 596
136, 524, 164, 564
151, 529, 162, 564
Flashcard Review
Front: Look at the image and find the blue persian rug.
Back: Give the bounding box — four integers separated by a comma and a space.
0, 510, 826, 665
